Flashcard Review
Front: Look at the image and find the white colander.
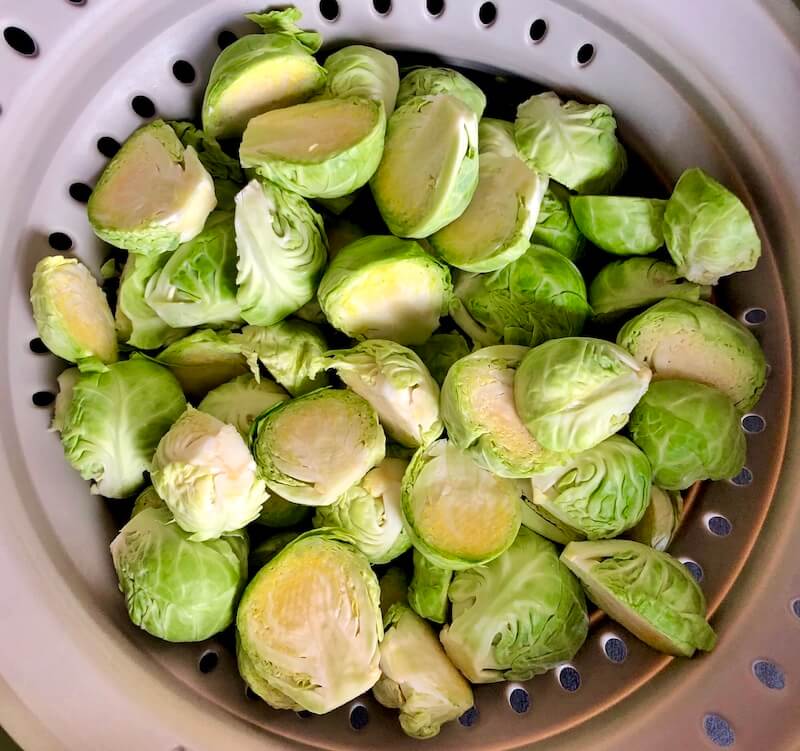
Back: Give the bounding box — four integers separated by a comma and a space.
1, 1, 799, 749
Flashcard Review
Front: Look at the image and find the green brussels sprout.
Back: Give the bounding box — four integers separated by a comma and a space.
318, 235, 452, 345
629, 379, 746, 490
130, 486, 166, 518
251, 388, 386, 506
407, 549, 452, 624
374, 603, 474, 739
617, 298, 767, 412
168, 121, 243, 183
570, 196, 666, 255
561, 539, 717, 656
321, 45, 399, 116
111, 506, 248, 642
240, 97, 386, 199
518, 490, 580, 545
412, 331, 470, 386
531, 182, 585, 261
88, 120, 216, 254
396, 67, 486, 117
51, 367, 80, 433
441, 345, 565, 477
59, 359, 186, 498
514, 337, 652, 453
234, 180, 327, 326
589, 258, 710, 319
440, 527, 588, 682
202, 8, 326, 140
198, 373, 288, 438
322, 340, 442, 448
249, 531, 301, 570
475, 117, 517, 157
30, 256, 118, 367
255, 492, 312, 529
401, 439, 521, 569
371, 95, 480, 237
313, 457, 411, 563
663, 167, 761, 285
627, 486, 683, 552
450, 245, 590, 348
514, 92, 627, 194
145, 212, 241, 328
236, 530, 382, 713
152, 406, 267, 540
379, 567, 410, 616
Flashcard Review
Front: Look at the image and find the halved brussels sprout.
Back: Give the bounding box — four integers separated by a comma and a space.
234, 179, 327, 326
617, 298, 767, 412
561, 540, 717, 656
251, 388, 386, 506
322, 340, 442, 448
152, 406, 267, 540
589, 258, 710, 319
31, 256, 117, 366
249, 531, 301, 571
198, 373, 288, 438
413, 331, 470, 386
629, 379, 746, 490
371, 95, 479, 237
237, 530, 382, 713
531, 182, 585, 261
450, 245, 590, 348
401, 439, 521, 569
313, 457, 411, 563
168, 121, 244, 183
111, 506, 248, 642
627, 486, 683, 552
570, 196, 666, 255
379, 566, 410, 616
663, 168, 761, 285
441, 345, 565, 477
88, 120, 216, 254
396, 67, 486, 117
440, 527, 588, 682
321, 45, 399, 115
240, 97, 385, 199
514, 337, 651, 453
145, 211, 241, 328
518, 490, 580, 545
59, 359, 186, 498
202, 8, 326, 140
475, 117, 517, 157
407, 549, 452, 624
318, 235, 452, 345
514, 92, 626, 194
374, 603, 474, 739
130, 485, 166, 518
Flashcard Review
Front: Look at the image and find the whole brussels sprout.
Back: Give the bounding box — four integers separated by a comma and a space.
396, 67, 486, 117
531, 182, 585, 261
407, 549, 452, 624
321, 45, 399, 116
198, 373, 288, 438
570, 196, 666, 256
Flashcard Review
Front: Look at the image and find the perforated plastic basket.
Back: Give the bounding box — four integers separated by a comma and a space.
1, 1, 799, 749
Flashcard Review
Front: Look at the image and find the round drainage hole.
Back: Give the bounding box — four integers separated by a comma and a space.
752, 660, 785, 690
478, 2, 497, 26
743, 307, 767, 325
730, 467, 753, 487
558, 666, 581, 692
741, 413, 765, 433
576, 43, 595, 66
97, 136, 121, 159
319, 0, 339, 21
48, 232, 73, 251
529, 18, 547, 42
32, 391, 55, 407
349, 704, 369, 730
217, 30, 237, 49
508, 687, 530, 714
603, 636, 627, 663
197, 650, 218, 674
69, 182, 92, 203
29, 338, 49, 355
682, 560, 703, 582
132, 95, 156, 118
458, 706, 478, 727
172, 60, 196, 84
373, 0, 391, 14
703, 713, 735, 747
707, 515, 732, 537
4, 27, 37, 57
426, 0, 445, 18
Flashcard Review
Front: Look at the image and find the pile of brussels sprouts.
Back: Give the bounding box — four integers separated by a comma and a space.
29, 7, 766, 739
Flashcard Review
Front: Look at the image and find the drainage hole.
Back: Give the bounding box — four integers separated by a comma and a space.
730, 467, 753, 487
245, 686, 258, 701
753, 660, 785, 690
172, 60, 196, 84
4, 27, 37, 57
373, 0, 391, 14
426, 0, 445, 17
703, 713, 735, 747
508, 687, 530, 714
458, 706, 478, 727
97, 136, 121, 159
349, 704, 369, 730
197, 650, 218, 674
529, 18, 547, 42
603, 635, 628, 663
478, 2, 497, 26
29, 338, 49, 355
295, 710, 312, 719
743, 307, 767, 325
48, 232, 73, 251
576, 43, 595, 66
319, 0, 339, 21
557, 665, 581, 692
741, 413, 765, 433
706, 515, 732, 537
69, 183, 92, 204
32, 391, 55, 407
792, 598, 800, 620
217, 30, 238, 50
131, 95, 156, 119
682, 559, 704, 582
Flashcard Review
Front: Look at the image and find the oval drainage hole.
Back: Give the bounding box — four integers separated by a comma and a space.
217, 30, 237, 49
703, 713, 735, 747
682, 559, 704, 582
197, 650, 218, 674
4, 27, 37, 57
706, 515, 732, 537
97, 136, 121, 159
172, 60, 196, 84
529, 18, 547, 42
131, 95, 156, 118
730, 467, 753, 487
577, 42, 595, 66
743, 307, 767, 325
603, 636, 627, 663
48, 232, 73, 251
478, 2, 496, 26
319, 0, 339, 21
29, 338, 49, 355
741, 413, 765, 433
69, 183, 92, 203
32, 391, 55, 407
508, 687, 530, 714
458, 706, 478, 727
558, 665, 580, 692
349, 704, 368, 730
372, 0, 391, 14
426, 0, 444, 17
752, 660, 785, 690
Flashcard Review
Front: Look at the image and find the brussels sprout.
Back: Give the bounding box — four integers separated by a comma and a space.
202, 8, 326, 140
570, 196, 666, 255
145, 212, 241, 328
168, 121, 243, 182
413, 331, 470, 386
252, 388, 386, 506
617, 298, 767, 412
379, 567, 410, 616
374, 603, 474, 739
321, 45, 399, 116
313, 457, 411, 563
51, 367, 80, 433
232, 320, 329, 396
249, 531, 301, 570
234, 180, 328, 326
440, 527, 588, 682
663, 168, 761, 285
198, 373, 288, 438
240, 97, 386, 199
371, 95, 480, 237
450, 245, 590, 348
88, 120, 216, 254
236, 530, 382, 713
396, 67, 486, 117
255, 492, 312, 529
514, 337, 651, 453
322, 340, 442, 448
401, 439, 521, 569
589, 258, 710, 319
111, 506, 248, 642
407, 549, 452, 624
531, 182, 585, 261
627, 486, 683, 552
629, 380, 746, 490
514, 92, 627, 194
476, 117, 518, 157
441, 345, 565, 478
561, 540, 717, 656
31, 256, 118, 367
130, 485, 166, 518
318, 235, 452, 345
518, 491, 580, 545
58, 359, 186, 498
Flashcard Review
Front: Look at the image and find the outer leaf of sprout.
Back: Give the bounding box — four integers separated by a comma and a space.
570, 196, 666, 255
